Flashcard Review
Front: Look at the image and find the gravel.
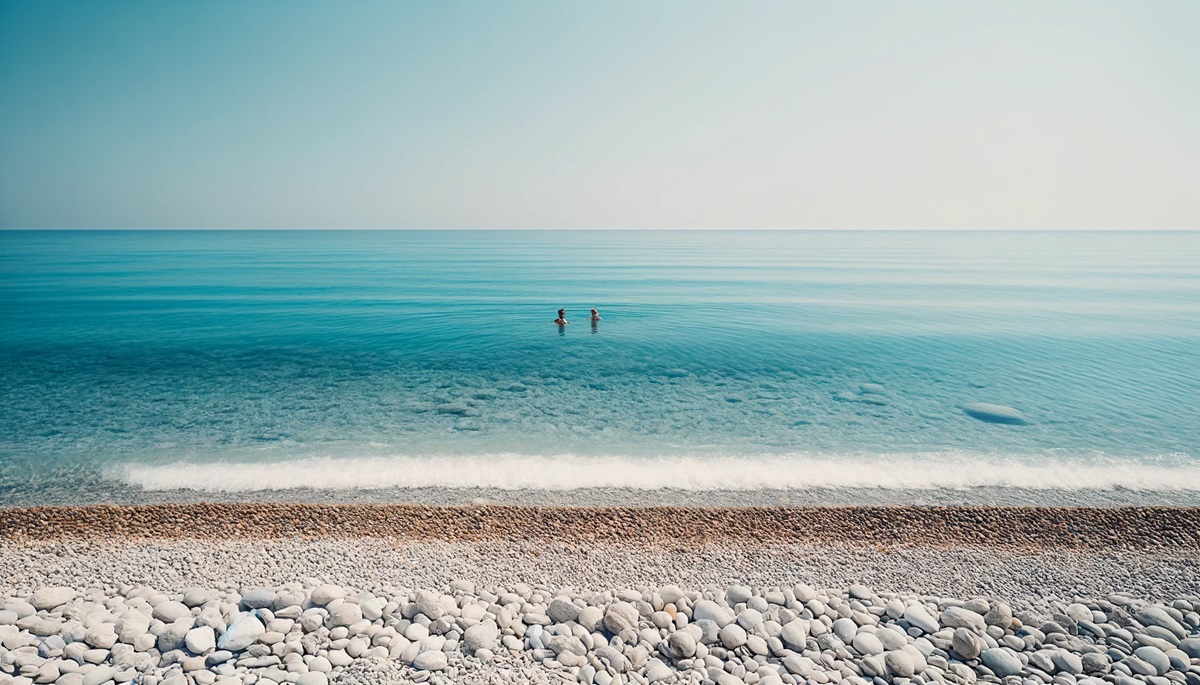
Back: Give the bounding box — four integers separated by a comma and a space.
0, 504, 1198, 685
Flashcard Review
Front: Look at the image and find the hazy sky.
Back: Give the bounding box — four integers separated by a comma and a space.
1, 1, 1197, 229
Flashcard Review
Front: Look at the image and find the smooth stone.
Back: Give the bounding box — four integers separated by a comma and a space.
953, 628, 982, 659
667, 631, 698, 658
1053, 651, 1084, 675
309, 585, 345, 606
576, 606, 604, 631
307, 656, 332, 673
854, 633, 885, 656
982, 648, 1024, 677
547, 599, 579, 624
216, 615, 263, 651
30, 588, 77, 611
646, 658, 674, 683
294, 674, 328, 685
904, 606, 940, 634
184, 627, 215, 654
833, 618, 858, 643
240, 590, 276, 610
726, 586, 753, 604
737, 608, 764, 630
720, 624, 748, 649
463, 621, 498, 653
83, 626, 117, 650
414, 591, 444, 620
878, 628, 908, 652
1134, 646, 1170, 676
693, 619, 720, 645
1136, 608, 1187, 640
157, 621, 191, 652
849, 585, 873, 600
326, 603, 361, 628
152, 602, 191, 623
411, 650, 447, 671
781, 619, 809, 649
962, 403, 1028, 425
1179, 638, 1200, 659
986, 604, 1015, 629
692, 601, 735, 628
81, 666, 116, 685
941, 607, 986, 632
886, 650, 916, 678
204, 651, 233, 666
1124, 657, 1157, 677
83, 648, 110, 664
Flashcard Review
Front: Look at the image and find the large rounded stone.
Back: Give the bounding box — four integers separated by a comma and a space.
412, 650, 447, 671
726, 586, 753, 604
153, 601, 191, 623
941, 606, 986, 632
464, 621, 498, 653
310, 584, 346, 606
952, 628, 981, 660
217, 614, 264, 651
691, 600, 735, 627
240, 589, 277, 610
547, 598, 579, 624
780, 619, 809, 650
185, 626, 216, 654
667, 631, 697, 658
157, 620, 191, 652
885, 650, 915, 678
327, 602, 362, 628
30, 587, 76, 611
985, 603, 1014, 629
1134, 646, 1170, 676
414, 590, 445, 620
904, 605, 940, 634
853, 632, 884, 656
577, 606, 604, 631
719, 623, 747, 649
982, 648, 1023, 677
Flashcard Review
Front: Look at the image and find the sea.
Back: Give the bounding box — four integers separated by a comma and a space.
1, 230, 1197, 507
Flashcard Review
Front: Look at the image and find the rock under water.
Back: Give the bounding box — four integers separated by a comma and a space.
962, 403, 1028, 425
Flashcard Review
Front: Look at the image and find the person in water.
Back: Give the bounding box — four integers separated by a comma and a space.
590, 308, 601, 321
554, 308, 569, 325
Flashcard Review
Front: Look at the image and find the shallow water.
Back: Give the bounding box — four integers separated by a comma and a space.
1, 230, 1197, 505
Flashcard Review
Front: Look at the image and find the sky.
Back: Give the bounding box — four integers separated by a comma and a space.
0, 1, 1197, 229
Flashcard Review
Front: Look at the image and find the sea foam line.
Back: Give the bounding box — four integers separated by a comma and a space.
116, 453, 1200, 493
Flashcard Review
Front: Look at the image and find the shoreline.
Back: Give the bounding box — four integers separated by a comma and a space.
3, 504, 1198, 684
5, 484, 1200, 509
1, 503, 1198, 550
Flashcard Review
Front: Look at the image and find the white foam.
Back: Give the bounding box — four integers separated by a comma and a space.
116, 452, 1200, 493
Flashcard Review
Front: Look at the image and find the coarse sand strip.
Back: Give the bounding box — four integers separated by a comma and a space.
1, 504, 1198, 550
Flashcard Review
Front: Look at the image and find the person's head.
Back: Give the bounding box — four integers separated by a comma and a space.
591, 308, 598, 315
558, 308, 565, 317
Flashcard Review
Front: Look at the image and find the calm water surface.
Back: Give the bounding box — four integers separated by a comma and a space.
1, 230, 1197, 504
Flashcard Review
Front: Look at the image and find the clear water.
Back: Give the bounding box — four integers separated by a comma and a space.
1, 230, 1198, 504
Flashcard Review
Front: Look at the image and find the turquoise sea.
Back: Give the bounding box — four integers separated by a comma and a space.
1, 230, 1197, 505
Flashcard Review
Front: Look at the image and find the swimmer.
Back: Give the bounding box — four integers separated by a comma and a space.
590, 308, 601, 321
554, 308, 569, 325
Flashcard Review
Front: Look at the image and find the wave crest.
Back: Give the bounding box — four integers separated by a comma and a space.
116, 453, 1200, 493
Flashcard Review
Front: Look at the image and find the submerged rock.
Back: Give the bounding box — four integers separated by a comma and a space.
963, 403, 1028, 425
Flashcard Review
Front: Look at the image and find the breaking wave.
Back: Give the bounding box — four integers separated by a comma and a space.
116, 452, 1200, 493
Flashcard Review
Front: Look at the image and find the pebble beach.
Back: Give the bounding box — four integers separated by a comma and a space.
2, 504, 1198, 685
